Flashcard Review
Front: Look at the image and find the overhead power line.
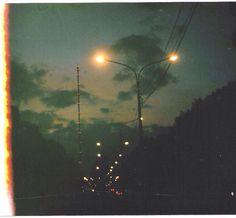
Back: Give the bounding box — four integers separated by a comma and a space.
142, 3, 198, 106
141, 3, 184, 97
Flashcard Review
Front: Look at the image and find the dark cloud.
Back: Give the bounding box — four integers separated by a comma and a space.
112, 68, 133, 82
143, 104, 154, 109
100, 107, 111, 114
117, 91, 133, 101
40, 90, 77, 108
80, 89, 98, 104
20, 110, 59, 133
110, 33, 176, 97
111, 34, 164, 69
40, 88, 98, 108
10, 58, 47, 105
138, 66, 177, 96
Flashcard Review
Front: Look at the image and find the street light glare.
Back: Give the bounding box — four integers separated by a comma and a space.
96, 166, 100, 170
97, 153, 101, 157
83, 177, 88, 181
96, 55, 105, 63
169, 54, 178, 62
124, 141, 129, 146
96, 142, 101, 147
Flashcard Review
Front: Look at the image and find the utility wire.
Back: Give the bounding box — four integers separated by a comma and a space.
142, 3, 198, 105
164, 3, 184, 52
141, 3, 184, 98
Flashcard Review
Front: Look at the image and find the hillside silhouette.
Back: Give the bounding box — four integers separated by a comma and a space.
119, 80, 236, 198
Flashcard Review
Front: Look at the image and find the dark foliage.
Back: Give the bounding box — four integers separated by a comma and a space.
11, 106, 81, 200
119, 80, 236, 197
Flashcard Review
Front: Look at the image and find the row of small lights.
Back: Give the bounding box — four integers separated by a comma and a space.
95, 141, 129, 170
83, 140, 127, 192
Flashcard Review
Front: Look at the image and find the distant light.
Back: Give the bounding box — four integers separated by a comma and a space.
96, 142, 101, 147
124, 141, 129, 146
140, 117, 143, 121
91, 189, 95, 192
110, 166, 113, 169
90, 177, 93, 181
110, 169, 113, 172
110, 176, 113, 179
115, 176, 120, 181
98, 177, 101, 180
119, 154, 122, 157
96, 166, 100, 170
97, 153, 101, 157
231, 191, 234, 196
83, 177, 88, 181
169, 54, 178, 62
96, 55, 105, 63
114, 161, 118, 165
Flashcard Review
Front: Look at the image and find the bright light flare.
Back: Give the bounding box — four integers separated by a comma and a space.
96, 142, 101, 147
0, 4, 14, 216
97, 153, 101, 158
96, 55, 105, 63
96, 166, 100, 170
83, 177, 88, 181
115, 176, 120, 181
119, 154, 122, 157
168, 53, 178, 62
114, 161, 118, 165
124, 141, 129, 146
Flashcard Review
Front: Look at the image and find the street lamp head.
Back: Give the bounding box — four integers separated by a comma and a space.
124, 141, 129, 146
96, 55, 105, 63
97, 153, 101, 158
168, 53, 178, 62
96, 142, 101, 147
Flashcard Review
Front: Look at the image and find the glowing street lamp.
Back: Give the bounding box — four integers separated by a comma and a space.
95, 52, 179, 146
110, 166, 114, 169
96, 55, 105, 63
114, 161, 118, 165
83, 177, 88, 181
96, 166, 100, 170
124, 141, 129, 146
118, 154, 122, 157
97, 153, 101, 158
96, 142, 101, 147
168, 53, 178, 62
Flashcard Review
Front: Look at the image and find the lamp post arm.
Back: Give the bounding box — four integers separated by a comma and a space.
137, 57, 169, 80
106, 59, 138, 80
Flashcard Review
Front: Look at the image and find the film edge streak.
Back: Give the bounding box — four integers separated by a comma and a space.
0, 3, 15, 216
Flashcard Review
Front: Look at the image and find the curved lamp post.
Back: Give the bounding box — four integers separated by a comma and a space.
96, 53, 178, 145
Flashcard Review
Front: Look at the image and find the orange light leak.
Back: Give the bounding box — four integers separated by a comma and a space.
0, 3, 15, 216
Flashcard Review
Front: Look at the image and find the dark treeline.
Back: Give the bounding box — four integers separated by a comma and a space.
119, 80, 236, 197
11, 106, 81, 200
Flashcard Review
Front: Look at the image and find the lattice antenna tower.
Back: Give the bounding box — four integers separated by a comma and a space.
76, 64, 82, 164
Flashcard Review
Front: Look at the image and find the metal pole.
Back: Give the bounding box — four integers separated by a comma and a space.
136, 79, 143, 146
76, 64, 82, 163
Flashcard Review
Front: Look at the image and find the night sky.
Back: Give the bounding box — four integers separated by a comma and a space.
9, 2, 236, 168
